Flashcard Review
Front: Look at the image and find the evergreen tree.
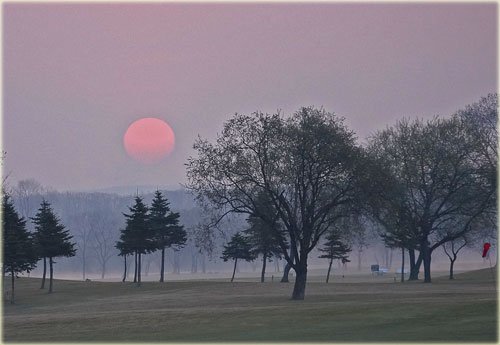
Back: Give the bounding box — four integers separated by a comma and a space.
221, 233, 255, 282
149, 190, 186, 282
243, 192, 287, 283
32, 200, 76, 293
120, 196, 155, 286
3, 194, 37, 303
318, 230, 351, 283
243, 214, 285, 283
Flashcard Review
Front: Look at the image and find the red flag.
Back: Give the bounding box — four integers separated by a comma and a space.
482, 243, 491, 258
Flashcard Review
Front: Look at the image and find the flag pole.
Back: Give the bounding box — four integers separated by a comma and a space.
488, 254, 495, 285
482, 243, 495, 290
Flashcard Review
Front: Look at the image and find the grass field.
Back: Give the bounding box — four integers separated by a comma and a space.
3, 268, 497, 342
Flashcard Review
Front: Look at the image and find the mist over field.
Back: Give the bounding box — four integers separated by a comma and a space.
8, 186, 493, 283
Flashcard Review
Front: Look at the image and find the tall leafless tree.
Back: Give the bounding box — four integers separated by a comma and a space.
91, 213, 118, 279
442, 237, 468, 280
13, 179, 44, 221
73, 213, 94, 281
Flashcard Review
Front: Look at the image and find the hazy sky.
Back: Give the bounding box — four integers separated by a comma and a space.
3, 3, 497, 192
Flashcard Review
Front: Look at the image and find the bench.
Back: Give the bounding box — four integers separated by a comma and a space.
371, 265, 389, 276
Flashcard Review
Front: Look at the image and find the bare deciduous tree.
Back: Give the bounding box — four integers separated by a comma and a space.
13, 179, 44, 220
91, 214, 118, 279
72, 213, 94, 281
442, 237, 467, 280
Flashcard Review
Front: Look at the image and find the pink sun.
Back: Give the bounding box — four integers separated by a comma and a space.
123, 118, 175, 164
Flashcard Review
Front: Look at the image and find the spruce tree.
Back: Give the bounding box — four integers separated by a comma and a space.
243, 215, 284, 283
243, 192, 287, 283
149, 190, 186, 282
221, 233, 255, 282
3, 194, 37, 303
120, 196, 154, 286
32, 200, 76, 293
318, 230, 351, 283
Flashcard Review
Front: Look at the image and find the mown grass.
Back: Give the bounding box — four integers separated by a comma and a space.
3, 269, 497, 342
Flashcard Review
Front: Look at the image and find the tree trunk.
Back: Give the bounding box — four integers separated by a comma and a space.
357, 250, 362, 271
10, 268, 15, 304
231, 258, 238, 282
281, 263, 291, 282
101, 262, 106, 279
126, 255, 131, 279
201, 254, 206, 274
145, 257, 151, 276
122, 255, 127, 282
326, 258, 333, 283
422, 243, 432, 283
415, 254, 423, 278
160, 248, 165, 282
401, 247, 405, 283
408, 249, 421, 281
291, 262, 307, 300
449, 256, 456, 280
261, 253, 267, 283
281, 246, 296, 282
82, 251, 86, 281
137, 253, 142, 286
48, 257, 54, 293
134, 252, 137, 283
40, 257, 46, 289
191, 253, 198, 273
173, 252, 180, 274
495, 243, 499, 267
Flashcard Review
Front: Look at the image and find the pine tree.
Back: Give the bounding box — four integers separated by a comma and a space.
120, 196, 155, 286
318, 230, 351, 283
243, 192, 287, 283
149, 191, 186, 282
243, 214, 285, 283
221, 233, 255, 282
32, 200, 76, 293
3, 194, 37, 303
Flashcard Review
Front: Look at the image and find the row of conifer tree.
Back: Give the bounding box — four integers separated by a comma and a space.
3, 194, 76, 303
115, 190, 187, 284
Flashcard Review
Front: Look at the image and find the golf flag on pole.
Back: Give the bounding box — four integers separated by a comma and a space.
482, 243, 491, 258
